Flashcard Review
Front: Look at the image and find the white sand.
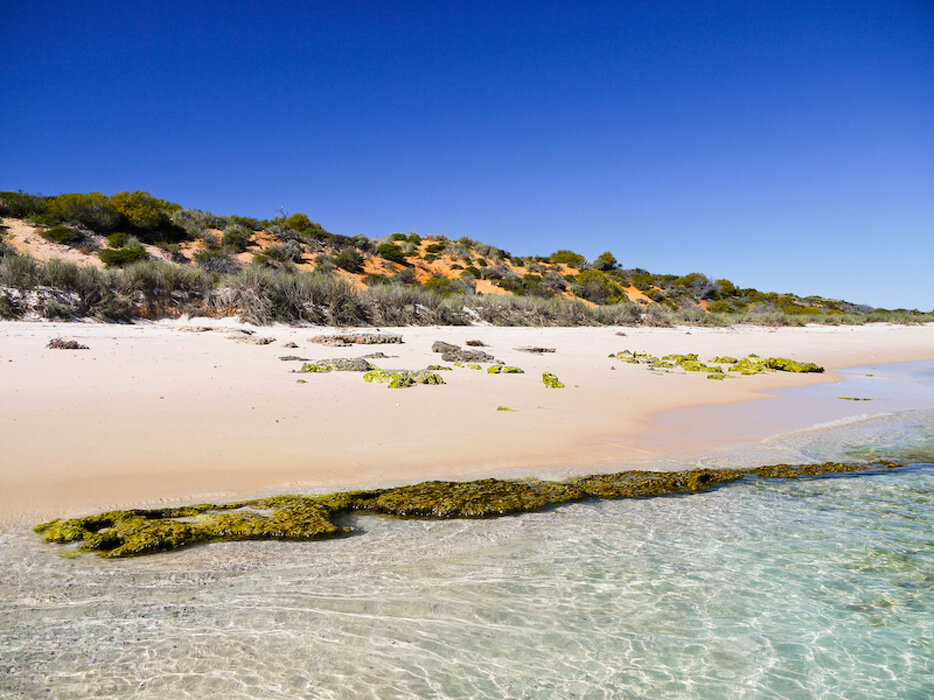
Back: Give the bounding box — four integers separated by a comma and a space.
1, 320, 932, 524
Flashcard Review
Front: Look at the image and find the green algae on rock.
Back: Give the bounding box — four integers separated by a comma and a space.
35, 461, 903, 558
297, 357, 376, 373
611, 350, 823, 376
496, 405, 518, 412
362, 369, 445, 389
542, 372, 565, 388
488, 365, 524, 374
728, 354, 824, 375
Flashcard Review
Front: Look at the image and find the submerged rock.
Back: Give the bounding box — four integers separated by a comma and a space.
515, 346, 556, 354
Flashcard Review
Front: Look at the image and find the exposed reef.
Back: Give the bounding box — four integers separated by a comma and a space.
35, 461, 904, 558
488, 365, 524, 374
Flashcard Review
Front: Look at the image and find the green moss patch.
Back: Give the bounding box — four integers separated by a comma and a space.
36, 461, 904, 558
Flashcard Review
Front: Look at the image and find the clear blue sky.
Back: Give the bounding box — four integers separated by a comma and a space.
2, 1, 931, 309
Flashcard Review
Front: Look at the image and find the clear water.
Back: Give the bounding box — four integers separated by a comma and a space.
1, 368, 932, 698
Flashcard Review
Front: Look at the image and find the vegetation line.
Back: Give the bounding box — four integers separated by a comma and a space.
2, 190, 930, 325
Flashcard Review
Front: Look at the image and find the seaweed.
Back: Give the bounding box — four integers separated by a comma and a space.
36, 461, 902, 558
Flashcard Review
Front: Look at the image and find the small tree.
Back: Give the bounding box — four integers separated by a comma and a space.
593, 251, 617, 271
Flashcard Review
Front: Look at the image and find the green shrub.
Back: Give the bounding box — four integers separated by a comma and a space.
221, 224, 252, 252
99, 247, 148, 267
106, 232, 128, 248
364, 273, 392, 286
378, 243, 406, 264
425, 243, 447, 254
283, 212, 312, 231
194, 247, 240, 274
593, 251, 617, 271
423, 277, 461, 296
41, 225, 83, 246
335, 247, 365, 273
47, 192, 120, 232
0, 191, 50, 218
391, 233, 407, 241
108, 191, 174, 231
550, 250, 586, 267
570, 269, 626, 304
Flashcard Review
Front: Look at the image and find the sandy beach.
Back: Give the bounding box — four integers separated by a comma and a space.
1, 320, 932, 525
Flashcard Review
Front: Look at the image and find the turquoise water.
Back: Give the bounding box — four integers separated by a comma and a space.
1, 368, 932, 698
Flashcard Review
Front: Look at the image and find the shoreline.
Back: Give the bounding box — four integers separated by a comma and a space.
1, 320, 932, 526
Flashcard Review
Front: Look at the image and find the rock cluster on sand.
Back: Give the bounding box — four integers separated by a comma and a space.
309, 332, 403, 346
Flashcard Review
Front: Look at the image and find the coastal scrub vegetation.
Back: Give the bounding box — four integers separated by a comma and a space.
2, 189, 931, 326
35, 461, 905, 557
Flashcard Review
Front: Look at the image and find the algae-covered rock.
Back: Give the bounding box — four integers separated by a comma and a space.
728, 354, 824, 375
488, 365, 524, 374
515, 346, 556, 354
363, 369, 446, 389
364, 479, 585, 518
662, 353, 698, 363
610, 350, 659, 364
34, 497, 347, 558
710, 356, 738, 364
466, 363, 482, 370
426, 364, 452, 371
706, 373, 727, 380
542, 372, 565, 388
496, 406, 518, 412
298, 357, 376, 373
764, 357, 824, 373
35, 461, 902, 558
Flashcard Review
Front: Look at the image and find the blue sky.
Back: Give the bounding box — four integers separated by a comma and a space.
2, 1, 931, 309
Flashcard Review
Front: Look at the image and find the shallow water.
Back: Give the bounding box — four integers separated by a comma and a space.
1, 366, 932, 698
